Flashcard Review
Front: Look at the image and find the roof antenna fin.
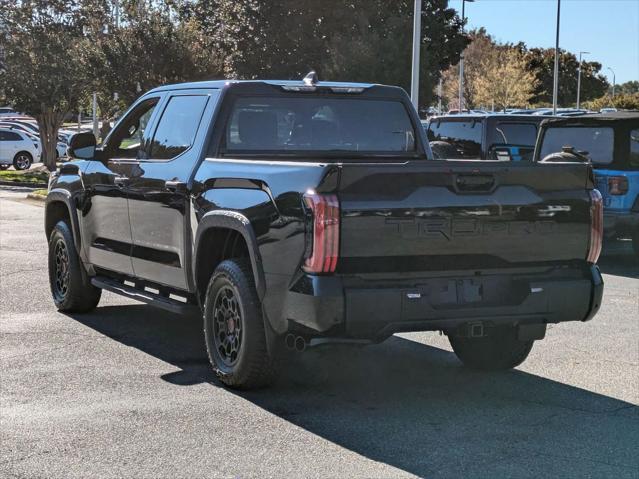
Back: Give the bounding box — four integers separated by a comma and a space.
303, 71, 318, 86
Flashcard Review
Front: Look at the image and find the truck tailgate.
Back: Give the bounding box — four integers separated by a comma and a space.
337, 161, 592, 273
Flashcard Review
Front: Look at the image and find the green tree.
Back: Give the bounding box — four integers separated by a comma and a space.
616, 81, 639, 95
87, 1, 223, 133
525, 48, 609, 106
0, 0, 107, 171
181, 0, 469, 111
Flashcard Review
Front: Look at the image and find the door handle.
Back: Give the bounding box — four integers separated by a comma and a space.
165, 180, 187, 193
114, 176, 129, 187
455, 174, 495, 193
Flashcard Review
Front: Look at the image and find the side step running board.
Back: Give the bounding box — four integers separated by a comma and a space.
90, 277, 200, 316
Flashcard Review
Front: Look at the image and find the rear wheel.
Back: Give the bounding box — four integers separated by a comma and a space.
13, 152, 32, 170
449, 326, 534, 371
48, 220, 101, 312
203, 258, 278, 389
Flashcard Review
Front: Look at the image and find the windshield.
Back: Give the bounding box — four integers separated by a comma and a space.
540, 126, 614, 164
225, 96, 416, 155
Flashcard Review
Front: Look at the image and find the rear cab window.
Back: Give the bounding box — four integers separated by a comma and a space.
223, 96, 417, 158
426, 119, 483, 159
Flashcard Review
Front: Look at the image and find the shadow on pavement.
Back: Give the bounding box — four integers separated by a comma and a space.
598, 254, 639, 280
599, 240, 639, 279
68, 305, 639, 477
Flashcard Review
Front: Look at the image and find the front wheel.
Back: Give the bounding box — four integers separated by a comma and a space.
13, 152, 32, 170
203, 258, 278, 389
448, 326, 534, 371
48, 221, 101, 312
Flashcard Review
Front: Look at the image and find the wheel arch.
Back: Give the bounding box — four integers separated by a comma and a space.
193, 210, 266, 304
45, 190, 82, 251
13, 150, 33, 160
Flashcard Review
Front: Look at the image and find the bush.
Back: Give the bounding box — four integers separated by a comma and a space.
584, 93, 639, 111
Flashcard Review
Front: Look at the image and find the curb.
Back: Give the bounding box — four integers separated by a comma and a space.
26, 193, 47, 202
0, 180, 48, 188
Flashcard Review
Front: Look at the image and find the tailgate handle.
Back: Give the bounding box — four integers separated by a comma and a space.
455, 174, 495, 192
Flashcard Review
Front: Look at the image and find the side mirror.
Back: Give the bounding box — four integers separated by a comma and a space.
67, 132, 97, 159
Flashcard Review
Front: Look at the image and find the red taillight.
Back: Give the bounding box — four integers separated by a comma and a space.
607, 176, 628, 195
303, 192, 340, 274
587, 189, 603, 263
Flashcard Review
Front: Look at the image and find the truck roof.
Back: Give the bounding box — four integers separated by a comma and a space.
428, 114, 554, 122
148, 79, 377, 94
541, 111, 639, 127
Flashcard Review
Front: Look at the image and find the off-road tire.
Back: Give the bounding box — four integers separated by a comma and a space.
449, 326, 534, 371
203, 258, 278, 389
13, 152, 32, 170
48, 220, 101, 312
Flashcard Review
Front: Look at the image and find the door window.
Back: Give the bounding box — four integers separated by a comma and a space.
106, 98, 159, 159
149, 95, 209, 160
1, 131, 22, 141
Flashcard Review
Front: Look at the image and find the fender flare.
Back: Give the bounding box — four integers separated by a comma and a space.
193, 210, 266, 299
45, 189, 82, 250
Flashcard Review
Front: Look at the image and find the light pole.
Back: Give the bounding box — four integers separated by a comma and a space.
438, 77, 443, 114
552, 0, 561, 115
607, 67, 616, 97
458, 0, 475, 112
410, 0, 422, 110
576, 51, 589, 109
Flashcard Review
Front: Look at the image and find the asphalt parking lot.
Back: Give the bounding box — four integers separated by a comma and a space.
1, 186, 638, 479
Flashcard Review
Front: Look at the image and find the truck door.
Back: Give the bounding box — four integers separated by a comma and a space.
125, 90, 217, 291
81, 96, 162, 276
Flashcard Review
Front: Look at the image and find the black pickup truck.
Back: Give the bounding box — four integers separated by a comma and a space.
46, 76, 604, 389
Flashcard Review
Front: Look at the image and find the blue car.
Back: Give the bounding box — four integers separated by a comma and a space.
537, 112, 639, 256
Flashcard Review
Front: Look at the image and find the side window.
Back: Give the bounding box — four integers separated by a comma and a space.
630, 129, 639, 168
491, 123, 537, 147
5, 131, 22, 141
149, 95, 209, 160
427, 120, 483, 159
107, 98, 159, 159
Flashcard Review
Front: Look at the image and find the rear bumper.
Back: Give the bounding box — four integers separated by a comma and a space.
280, 265, 604, 339
603, 210, 639, 238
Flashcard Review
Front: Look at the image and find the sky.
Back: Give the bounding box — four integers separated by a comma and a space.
458, 0, 639, 84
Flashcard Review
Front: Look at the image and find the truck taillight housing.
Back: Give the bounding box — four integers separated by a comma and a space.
303, 192, 340, 274
587, 189, 603, 264
607, 176, 628, 195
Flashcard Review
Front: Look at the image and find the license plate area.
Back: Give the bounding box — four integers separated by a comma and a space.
402, 277, 528, 319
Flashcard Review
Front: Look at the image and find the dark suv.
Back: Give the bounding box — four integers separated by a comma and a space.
425, 114, 551, 161
46, 77, 603, 389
